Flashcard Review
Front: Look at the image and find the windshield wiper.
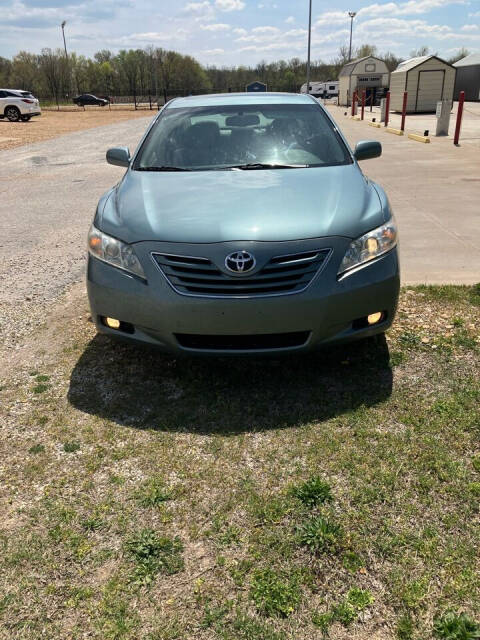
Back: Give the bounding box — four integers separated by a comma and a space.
227, 163, 308, 170
136, 165, 192, 172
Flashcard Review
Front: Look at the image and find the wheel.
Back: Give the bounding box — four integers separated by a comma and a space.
20, 115, 31, 122
5, 106, 20, 122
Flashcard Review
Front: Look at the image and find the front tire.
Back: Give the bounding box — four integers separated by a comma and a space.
5, 106, 20, 122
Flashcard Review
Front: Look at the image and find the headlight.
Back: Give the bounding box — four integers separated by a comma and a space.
88, 224, 146, 279
338, 218, 397, 277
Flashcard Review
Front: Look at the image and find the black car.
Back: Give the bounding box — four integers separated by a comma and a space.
73, 93, 109, 107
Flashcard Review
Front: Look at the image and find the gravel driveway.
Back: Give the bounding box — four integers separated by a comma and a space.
0, 116, 152, 354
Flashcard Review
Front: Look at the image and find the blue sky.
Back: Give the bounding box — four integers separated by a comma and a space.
0, 0, 479, 63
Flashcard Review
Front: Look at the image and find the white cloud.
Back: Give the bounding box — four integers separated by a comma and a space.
214, 0, 245, 11
233, 27, 247, 35
468, 10, 480, 17
358, 0, 466, 16
285, 15, 295, 24
201, 22, 231, 30
184, 1, 211, 11
203, 48, 224, 54
251, 25, 279, 34
461, 23, 479, 30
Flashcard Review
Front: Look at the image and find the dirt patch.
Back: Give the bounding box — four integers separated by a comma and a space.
0, 108, 155, 150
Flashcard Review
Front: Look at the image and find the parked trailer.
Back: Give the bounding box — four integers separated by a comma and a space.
300, 81, 339, 98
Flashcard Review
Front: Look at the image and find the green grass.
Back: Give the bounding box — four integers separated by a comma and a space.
1, 285, 480, 639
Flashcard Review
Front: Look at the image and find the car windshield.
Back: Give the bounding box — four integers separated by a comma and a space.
134, 102, 352, 171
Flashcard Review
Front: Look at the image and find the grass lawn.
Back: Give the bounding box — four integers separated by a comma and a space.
1, 285, 479, 640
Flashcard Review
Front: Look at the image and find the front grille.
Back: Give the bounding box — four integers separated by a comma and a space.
175, 331, 310, 350
151, 249, 331, 297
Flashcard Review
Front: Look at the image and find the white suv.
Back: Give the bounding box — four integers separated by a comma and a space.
0, 89, 41, 122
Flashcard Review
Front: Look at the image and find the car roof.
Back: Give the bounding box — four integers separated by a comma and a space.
165, 92, 318, 109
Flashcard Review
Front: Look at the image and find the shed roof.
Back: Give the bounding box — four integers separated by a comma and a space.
393, 55, 454, 73
339, 56, 385, 77
453, 53, 480, 67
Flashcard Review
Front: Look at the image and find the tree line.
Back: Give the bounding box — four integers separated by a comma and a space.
0, 43, 470, 103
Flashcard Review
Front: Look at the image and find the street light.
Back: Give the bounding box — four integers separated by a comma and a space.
348, 11, 356, 62
61, 20, 68, 59
61, 20, 70, 96
306, 0, 312, 94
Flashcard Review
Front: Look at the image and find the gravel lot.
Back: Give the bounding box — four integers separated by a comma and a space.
0, 109, 153, 150
0, 115, 152, 362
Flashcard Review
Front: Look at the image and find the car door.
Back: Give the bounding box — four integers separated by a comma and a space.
0, 90, 7, 113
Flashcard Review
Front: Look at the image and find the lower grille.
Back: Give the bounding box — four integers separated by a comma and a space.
152, 248, 331, 298
175, 331, 310, 351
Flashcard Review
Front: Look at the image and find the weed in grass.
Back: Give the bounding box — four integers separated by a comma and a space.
467, 482, 480, 496
124, 529, 184, 585
223, 614, 287, 640
290, 476, 333, 507
472, 457, 480, 473
452, 317, 464, 328
390, 351, 406, 367
399, 331, 421, 348
37, 415, 48, 425
28, 444, 45, 454
396, 614, 415, 639
35, 374, 50, 382
201, 602, 232, 628
229, 558, 253, 587
219, 525, 241, 546
97, 578, 138, 639
433, 612, 480, 639
400, 578, 428, 610
29, 370, 39, 376
248, 494, 291, 526
298, 516, 342, 553
63, 441, 80, 453
82, 516, 104, 531
342, 551, 365, 573
32, 384, 49, 394
328, 588, 374, 627
250, 568, 301, 617
312, 611, 334, 636
135, 475, 174, 507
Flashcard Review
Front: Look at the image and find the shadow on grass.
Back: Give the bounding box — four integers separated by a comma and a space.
68, 335, 392, 434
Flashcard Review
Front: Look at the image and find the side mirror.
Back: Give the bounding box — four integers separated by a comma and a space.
106, 146, 131, 167
354, 140, 382, 161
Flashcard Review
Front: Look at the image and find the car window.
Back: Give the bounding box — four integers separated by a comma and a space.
0, 91, 6, 98
135, 103, 352, 170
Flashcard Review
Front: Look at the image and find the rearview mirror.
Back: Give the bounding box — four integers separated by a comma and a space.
354, 140, 382, 161
106, 146, 131, 167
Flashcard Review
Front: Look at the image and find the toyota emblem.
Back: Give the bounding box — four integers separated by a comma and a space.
225, 250, 256, 274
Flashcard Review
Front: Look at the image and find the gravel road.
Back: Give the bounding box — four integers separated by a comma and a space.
0, 116, 152, 353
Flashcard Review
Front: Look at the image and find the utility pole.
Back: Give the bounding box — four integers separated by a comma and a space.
306, 0, 312, 94
348, 12, 356, 62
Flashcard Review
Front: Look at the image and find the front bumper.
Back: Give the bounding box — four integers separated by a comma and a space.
87, 238, 400, 355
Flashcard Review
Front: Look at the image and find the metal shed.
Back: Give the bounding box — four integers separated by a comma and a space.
454, 53, 480, 102
390, 55, 456, 113
338, 56, 390, 106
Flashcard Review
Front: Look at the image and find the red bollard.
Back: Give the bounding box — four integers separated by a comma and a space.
400, 91, 408, 131
351, 91, 357, 116
454, 91, 465, 145
384, 91, 390, 127
361, 91, 365, 120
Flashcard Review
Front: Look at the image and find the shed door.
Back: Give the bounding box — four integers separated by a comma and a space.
416, 70, 445, 112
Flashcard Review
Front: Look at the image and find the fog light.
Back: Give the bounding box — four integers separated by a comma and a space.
105, 317, 120, 329
367, 312, 383, 325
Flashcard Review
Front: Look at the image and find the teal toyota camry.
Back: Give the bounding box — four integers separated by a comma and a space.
87, 92, 399, 354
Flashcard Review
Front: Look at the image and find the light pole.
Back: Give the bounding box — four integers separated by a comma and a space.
61, 20, 70, 97
61, 20, 68, 59
348, 12, 356, 62
306, 0, 312, 94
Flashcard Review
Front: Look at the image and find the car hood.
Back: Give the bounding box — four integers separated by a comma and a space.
99, 164, 386, 244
